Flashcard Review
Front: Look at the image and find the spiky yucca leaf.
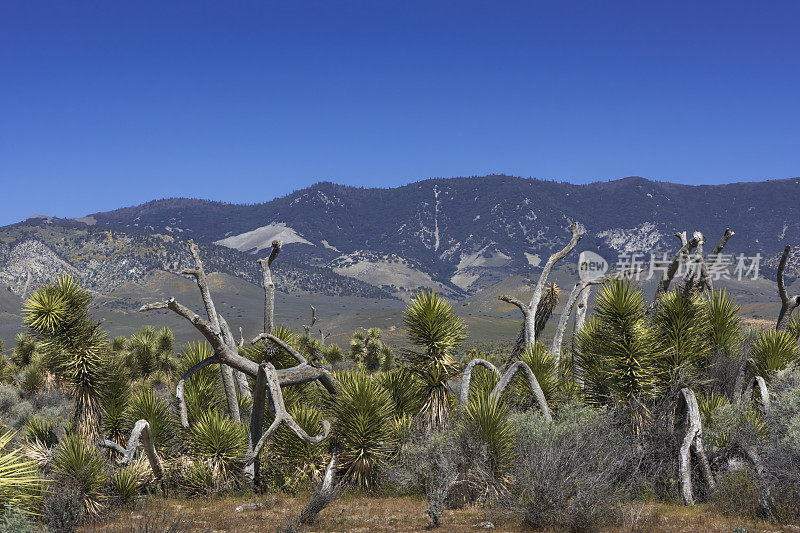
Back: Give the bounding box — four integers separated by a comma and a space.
188, 411, 248, 482
535, 283, 560, 337
19, 365, 44, 396
23, 276, 109, 442
125, 388, 176, 454
516, 342, 559, 405
176, 342, 223, 424
52, 433, 108, 516
242, 325, 299, 369
706, 289, 741, 353
0, 431, 44, 515
463, 393, 515, 477
12, 334, 38, 367
574, 279, 660, 407
697, 391, 730, 428
653, 289, 711, 386
19, 438, 52, 470
376, 367, 423, 418
23, 416, 57, 448
101, 359, 132, 446
403, 290, 466, 432
271, 404, 328, 484
787, 315, 800, 342
181, 459, 217, 496
110, 467, 140, 504
750, 329, 798, 380
328, 371, 394, 489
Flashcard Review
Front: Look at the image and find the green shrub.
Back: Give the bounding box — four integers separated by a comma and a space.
501, 402, 633, 531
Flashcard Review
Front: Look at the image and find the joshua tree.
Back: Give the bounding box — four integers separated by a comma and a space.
23, 276, 110, 442
350, 328, 392, 372
403, 290, 466, 432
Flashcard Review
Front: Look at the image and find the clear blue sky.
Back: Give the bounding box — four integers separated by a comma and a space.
2, 1, 799, 226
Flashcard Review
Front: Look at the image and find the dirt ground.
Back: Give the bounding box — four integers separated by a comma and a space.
79, 494, 795, 532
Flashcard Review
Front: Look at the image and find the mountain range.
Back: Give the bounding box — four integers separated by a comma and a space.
3, 175, 799, 304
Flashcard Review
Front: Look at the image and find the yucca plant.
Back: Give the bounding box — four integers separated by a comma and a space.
270, 404, 329, 485
51, 433, 108, 516
124, 387, 176, 454
176, 342, 223, 425
187, 410, 248, 483
515, 342, 560, 406
574, 279, 661, 409
350, 328, 392, 372
12, 334, 38, 368
182, 459, 216, 496
19, 365, 44, 396
23, 276, 110, 442
242, 325, 300, 369
535, 283, 560, 337
0, 431, 44, 515
109, 466, 140, 505
327, 370, 394, 489
706, 289, 741, 354
697, 390, 730, 428
787, 315, 800, 342
377, 367, 423, 418
750, 329, 798, 380
0, 354, 15, 384
403, 290, 466, 432
652, 289, 711, 387
462, 393, 515, 478
23, 416, 57, 448
125, 326, 175, 379
101, 358, 132, 446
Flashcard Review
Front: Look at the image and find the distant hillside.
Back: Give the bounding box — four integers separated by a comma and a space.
0, 221, 393, 300
77, 175, 800, 297
3, 175, 799, 306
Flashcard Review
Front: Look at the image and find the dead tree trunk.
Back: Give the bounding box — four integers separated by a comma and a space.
460, 359, 552, 420
100, 419, 164, 481
180, 240, 241, 422
551, 278, 607, 367
258, 240, 282, 335
677, 388, 716, 505
140, 240, 338, 488
776, 245, 800, 330
500, 222, 581, 348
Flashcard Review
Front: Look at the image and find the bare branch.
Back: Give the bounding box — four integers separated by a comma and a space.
251, 333, 308, 365
181, 239, 221, 333
247, 363, 332, 464
303, 305, 317, 336
653, 235, 700, 305
711, 228, 735, 256
776, 246, 800, 330
677, 388, 716, 505
99, 420, 164, 480
219, 313, 252, 402
551, 278, 606, 366
175, 354, 220, 427
490, 361, 552, 421
459, 359, 501, 406
498, 295, 528, 314
525, 223, 582, 344
778, 245, 790, 305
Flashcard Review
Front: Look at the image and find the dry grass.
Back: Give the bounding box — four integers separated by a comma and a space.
79, 495, 786, 533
